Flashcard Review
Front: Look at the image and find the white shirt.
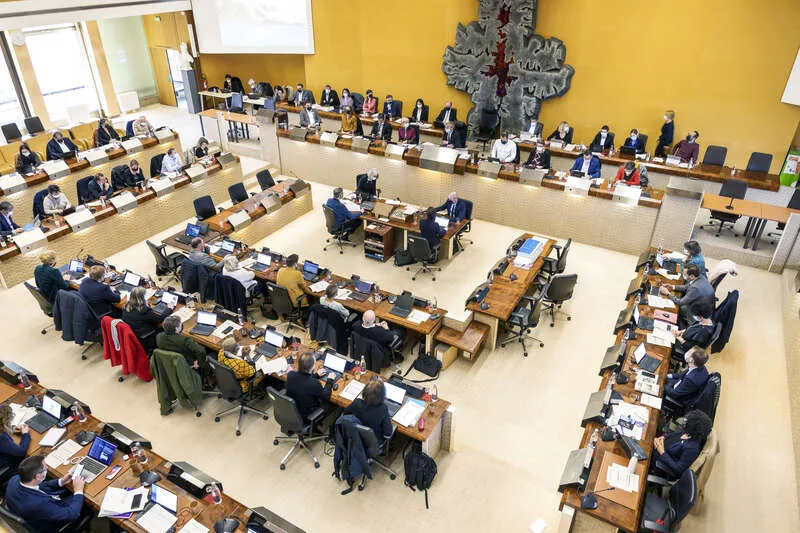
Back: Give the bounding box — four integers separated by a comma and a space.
580, 158, 591, 174
161, 153, 183, 174
442, 109, 451, 123
599, 132, 608, 145
528, 121, 539, 135
57, 140, 70, 153
222, 266, 257, 293
43, 193, 71, 215
491, 139, 516, 163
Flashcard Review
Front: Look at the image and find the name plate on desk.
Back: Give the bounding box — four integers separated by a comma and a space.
154, 128, 173, 142
12, 228, 46, 254
384, 143, 406, 160
83, 149, 109, 166
477, 160, 501, 179
612, 184, 642, 205
40, 160, 70, 180
149, 178, 174, 197
290, 126, 308, 141
227, 210, 251, 231
110, 191, 138, 214
121, 138, 143, 154
64, 208, 96, 233
185, 164, 208, 182
216, 152, 236, 169
550, 140, 565, 150
564, 176, 590, 196
0, 172, 26, 194
288, 179, 310, 197
419, 146, 459, 173
350, 136, 371, 154
665, 155, 682, 166
320, 131, 339, 147
260, 192, 281, 214
519, 167, 546, 186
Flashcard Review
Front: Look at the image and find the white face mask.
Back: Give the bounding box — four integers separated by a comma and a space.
417, 104, 422, 108
22, 151, 30, 156
631, 134, 637, 140
684, 352, 693, 365
664, 115, 669, 121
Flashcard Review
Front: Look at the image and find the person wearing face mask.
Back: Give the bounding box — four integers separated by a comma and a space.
273, 85, 285, 105
659, 263, 715, 327
194, 137, 210, 158
683, 240, 706, 276
655, 110, 675, 158
340, 107, 361, 135
319, 84, 339, 107
112, 159, 143, 191
132, 115, 154, 137
43, 184, 72, 216
441, 121, 464, 149
370, 113, 392, 142
397, 118, 418, 144
652, 409, 712, 481
0, 201, 21, 237
299, 103, 321, 129
590, 125, 614, 151
293, 83, 314, 106
34, 252, 71, 304
547, 121, 573, 144
382, 94, 400, 119
491, 132, 517, 163
95, 118, 120, 146
622, 129, 645, 154
361, 90, 378, 115
614, 161, 641, 185
410, 98, 428, 123
339, 88, 353, 110
664, 347, 710, 409
15, 143, 40, 173
671, 302, 714, 361
672, 130, 700, 164
86, 172, 112, 202
434, 102, 457, 128
247, 78, 262, 97
45, 131, 78, 161
524, 117, 544, 138
570, 150, 601, 178
223, 74, 243, 93
524, 140, 551, 169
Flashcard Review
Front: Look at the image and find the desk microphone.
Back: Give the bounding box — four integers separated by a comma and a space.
725, 196, 735, 210
581, 486, 616, 509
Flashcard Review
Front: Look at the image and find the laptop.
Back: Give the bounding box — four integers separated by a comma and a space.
349, 279, 373, 302
619, 146, 637, 157
251, 253, 272, 272
76, 436, 117, 483
383, 382, 407, 417
302, 260, 320, 282
256, 329, 285, 357
434, 216, 450, 231
632, 342, 662, 373
390, 293, 414, 318
322, 351, 347, 381
570, 170, 585, 178
633, 305, 654, 331
360, 199, 376, 212
26, 394, 64, 433
18, 164, 35, 176
119, 271, 142, 292
216, 240, 236, 257
66, 259, 85, 280
189, 310, 217, 336
61, 150, 77, 160
176, 223, 202, 245
152, 292, 179, 316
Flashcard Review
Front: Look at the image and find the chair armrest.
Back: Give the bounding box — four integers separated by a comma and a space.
308, 407, 326, 424
388, 335, 403, 351
551, 244, 562, 253
661, 395, 683, 415
646, 473, 671, 487
641, 519, 669, 533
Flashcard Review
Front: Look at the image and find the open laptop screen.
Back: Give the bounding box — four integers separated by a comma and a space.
87, 436, 117, 465
123, 272, 141, 287
196, 311, 217, 326
323, 352, 347, 373
384, 382, 406, 404
264, 329, 284, 348
42, 395, 61, 419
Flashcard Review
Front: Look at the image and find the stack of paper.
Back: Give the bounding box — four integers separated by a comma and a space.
180, 519, 209, 533
646, 295, 675, 309
606, 463, 640, 492
99, 487, 148, 517
608, 402, 648, 440
39, 427, 66, 447
256, 356, 288, 376
135, 502, 176, 533
239, 257, 256, 269
339, 380, 366, 401
172, 307, 195, 323
385, 199, 401, 205
392, 398, 426, 427
308, 280, 330, 293
45, 440, 82, 468
640, 393, 662, 410
656, 268, 681, 280
212, 320, 241, 339
9, 403, 37, 427
407, 309, 431, 324
665, 251, 686, 261
647, 333, 673, 348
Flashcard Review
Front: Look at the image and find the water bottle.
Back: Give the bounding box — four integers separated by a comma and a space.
657, 239, 664, 257
71, 402, 86, 422
18, 372, 31, 390
100, 197, 106, 209
589, 428, 600, 449
1, 236, 7, 248
359, 356, 367, 376
731, 165, 737, 176
207, 482, 223, 504
431, 385, 438, 403
627, 455, 639, 474
237, 308, 245, 326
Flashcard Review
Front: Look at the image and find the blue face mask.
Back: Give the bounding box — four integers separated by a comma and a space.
501, 140, 507, 145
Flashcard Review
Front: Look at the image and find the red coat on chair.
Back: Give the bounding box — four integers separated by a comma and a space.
101, 316, 153, 382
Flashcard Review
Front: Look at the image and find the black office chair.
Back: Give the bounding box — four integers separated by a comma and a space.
639, 469, 697, 532
768, 188, 800, 243
638, 133, 649, 151
458, 198, 474, 247
350, 330, 402, 372
323, 205, 358, 254
746, 151, 772, 173
256, 169, 276, 190
213, 274, 251, 317
0, 497, 92, 533
702, 145, 727, 166
351, 92, 364, 113
145, 240, 184, 282
541, 273, 577, 327
180, 259, 214, 303
406, 234, 441, 281
24, 281, 54, 335
1, 123, 21, 143
24, 116, 44, 135
355, 424, 397, 490
32, 189, 48, 220
541, 238, 571, 278
700, 178, 748, 236
110, 164, 128, 191
453, 121, 468, 148
267, 386, 326, 470
265, 282, 306, 334
75, 176, 93, 205
663, 372, 721, 424
193, 195, 218, 221
471, 107, 499, 152
500, 292, 546, 357
228, 182, 248, 204
149, 153, 166, 179
209, 358, 268, 436
308, 304, 350, 355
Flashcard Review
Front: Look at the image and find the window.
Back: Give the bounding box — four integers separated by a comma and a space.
0, 48, 25, 129
24, 24, 101, 123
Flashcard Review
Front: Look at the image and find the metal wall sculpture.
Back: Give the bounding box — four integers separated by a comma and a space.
442, 0, 574, 134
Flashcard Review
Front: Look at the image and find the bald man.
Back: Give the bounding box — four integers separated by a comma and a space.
351, 310, 405, 361
435, 191, 467, 221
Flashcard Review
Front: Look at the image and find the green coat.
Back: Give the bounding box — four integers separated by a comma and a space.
150, 349, 202, 415
155, 332, 210, 375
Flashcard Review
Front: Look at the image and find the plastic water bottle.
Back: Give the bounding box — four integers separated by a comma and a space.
237, 308, 245, 326
589, 428, 600, 449
731, 165, 737, 176
657, 239, 664, 257
207, 482, 223, 504
71, 402, 86, 422
432, 385, 438, 403
359, 356, 367, 375
18, 372, 31, 390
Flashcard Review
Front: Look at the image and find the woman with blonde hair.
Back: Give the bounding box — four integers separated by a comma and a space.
0, 404, 30, 483
33, 251, 70, 304
222, 255, 258, 295
122, 286, 159, 352
547, 121, 573, 144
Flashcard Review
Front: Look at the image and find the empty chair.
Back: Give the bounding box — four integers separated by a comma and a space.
193, 195, 217, 221
351, 92, 364, 112
471, 107, 499, 152
500, 292, 546, 357
75, 176, 93, 204
213, 274, 250, 316
228, 93, 244, 113
210, 358, 269, 436
265, 282, 306, 334
638, 133, 648, 151
256, 169, 276, 190
406, 234, 441, 281
323, 205, 358, 254
541, 273, 577, 327
228, 182, 248, 204
145, 240, 184, 282
459, 198, 474, 247
356, 424, 397, 483
24, 116, 44, 135
746, 151, 772, 173
702, 145, 727, 166
1, 123, 21, 143
268, 386, 325, 469
700, 178, 748, 236
768, 188, 800, 243
24, 281, 54, 335
541, 237, 571, 278
640, 469, 697, 532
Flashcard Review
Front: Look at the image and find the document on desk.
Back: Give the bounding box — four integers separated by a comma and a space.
653, 320, 676, 333
308, 280, 330, 293
665, 251, 686, 261
256, 356, 288, 376
606, 463, 640, 492
656, 268, 681, 281
392, 398, 426, 427
10, 403, 37, 427
239, 257, 256, 269
407, 309, 431, 324
608, 403, 648, 440
385, 199, 401, 205
39, 427, 66, 447
135, 502, 177, 533
646, 295, 675, 309
341, 200, 360, 212
208, 245, 221, 255
45, 440, 82, 468
180, 519, 209, 533
403, 205, 418, 216
339, 379, 365, 401
99, 486, 148, 517
212, 320, 241, 339
646, 333, 672, 348
640, 393, 662, 410
172, 307, 196, 324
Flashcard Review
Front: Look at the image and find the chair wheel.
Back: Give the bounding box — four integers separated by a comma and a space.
81, 355, 87, 360
217, 393, 222, 399
41, 330, 47, 335
412, 276, 416, 280
540, 343, 544, 347
118, 377, 124, 382
280, 464, 286, 470
314, 461, 320, 468
550, 324, 554, 327
432, 277, 436, 281
567, 316, 571, 321
390, 474, 396, 480
406, 267, 410, 271
714, 234, 719, 237
196, 411, 202, 417
523, 352, 528, 357
358, 484, 364, 491
236, 430, 241, 436
214, 417, 220, 422
273, 439, 279, 445
263, 415, 269, 420
339, 251, 343, 254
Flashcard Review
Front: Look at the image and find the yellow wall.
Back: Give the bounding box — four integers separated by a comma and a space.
196, 0, 800, 173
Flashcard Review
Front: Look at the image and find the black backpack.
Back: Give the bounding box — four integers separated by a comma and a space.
404, 450, 437, 508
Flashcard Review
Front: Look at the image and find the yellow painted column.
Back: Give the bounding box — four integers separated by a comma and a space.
8, 30, 51, 129
85, 21, 121, 117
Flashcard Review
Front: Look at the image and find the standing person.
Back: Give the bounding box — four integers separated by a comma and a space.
655, 110, 675, 158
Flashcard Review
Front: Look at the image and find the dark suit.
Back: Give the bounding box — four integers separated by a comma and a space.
410, 105, 429, 123
194, 145, 209, 158
122, 307, 159, 351
654, 433, 703, 479
293, 89, 314, 106
441, 129, 464, 148
370, 121, 392, 142
622, 136, 645, 153
0, 213, 19, 236
356, 175, 377, 198
5, 475, 84, 533
112, 166, 144, 190
590, 132, 615, 151
86, 179, 111, 201
46, 137, 78, 161
352, 323, 403, 347
419, 217, 445, 250
319, 90, 339, 107
286, 370, 333, 422
525, 148, 551, 169
96, 125, 119, 146
669, 276, 715, 327
570, 156, 602, 178
344, 399, 393, 441
547, 128, 573, 144
224, 77, 243, 93
34, 264, 70, 304
382, 101, 400, 118
665, 366, 709, 404
435, 198, 467, 221
434, 107, 457, 127
78, 278, 121, 317
524, 121, 544, 137
325, 198, 361, 234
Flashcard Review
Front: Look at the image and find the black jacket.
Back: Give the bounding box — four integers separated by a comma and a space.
86, 179, 111, 201
194, 145, 209, 158
122, 307, 159, 341
224, 77, 244, 93
34, 264, 70, 304
96, 125, 120, 146
410, 105, 429, 123
46, 138, 78, 161
15, 152, 40, 172
320, 90, 340, 107
590, 132, 615, 150
78, 278, 120, 317
111, 165, 143, 190
711, 290, 738, 353
525, 148, 551, 169
547, 128, 573, 144
441, 129, 464, 148
370, 121, 392, 141
434, 107, 457, 126
419, 217, 444, 249
286, 370, 332, 422
344, 399, 393, 441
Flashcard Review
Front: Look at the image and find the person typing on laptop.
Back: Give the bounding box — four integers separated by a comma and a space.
0, 201, 21, 237
15, 143, 40, 174
79, 266, 121, 318
189, 237, 223, 271
352, 310, 405, 362
286, 352, 334, 424
321, 284, 358, 323
344, 378, 393, 443
156, 315, 211, 377
570, 150, 601, 179
217, 337, 267, 394
46, 131, 79, 161
659, 264, 714, 328
122, 287, 159, 353
277, 254, 309, 309
43, 185, 72, 216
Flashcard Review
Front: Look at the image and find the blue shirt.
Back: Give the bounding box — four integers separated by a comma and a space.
687, 254, 706, 276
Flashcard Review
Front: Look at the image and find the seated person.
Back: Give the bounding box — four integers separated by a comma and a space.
419, 207, 445, 251
357, 169, 379, 199
132, 115, 154, 137
156, 315, 210, 376
672, 302, 714, 360
0, 405, 30, 484
79, 265, 121, 317
614, 161, 641, 185
340, 107, 359, 134
194, 137, 210, 158
410, 98, 428, 123
86, 172, 112, 201
96, 118, 120, 146
397, 118, 418, 144
590, 125, 613, 151
621, 129, 645, 153
434, 102, 457, 128
320, 85, 340, 107
435, 191, 467, 221
351, 310, 405, 363
321, 284, 356, 321
684, 240, 706, 275
222, 255, 258, 296
218, 337, 265, 393
382, 95, 400, 118
277, 254, 309, 308
524, 117, 544, 138
0, 201, 21, 237
15, 143, 40, 173
491, 132, 517, 163
45, 131, 78, 161
286, 351, 334, 423
160, 147, 183, 174
547, 121, 573, 144
325, 187, 362, 239
112, 159, 144, 191
570, 150, 601, 178
441, 121, 464, 149
34, 252, 70, 304
524, 140, 551, 169
659, 264, 715, 327
361, 89, 378, 114
273, 86, 285, 105
43, 184, 72, 215
370, 113, 392, 142
5, 455, 86, 533
339, 88, 354, 110
343, 378, 393, 443
672, 130, 700, 164
652, 409, 712, 480
293, 83, 313, 106
299, 102, 321, 129
223, 74, 243, 93
121, 286, 159, 352
665, 347, 710, 406
188, 237, 223, 271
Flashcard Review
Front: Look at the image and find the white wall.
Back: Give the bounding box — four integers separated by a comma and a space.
97, 17, 158, 104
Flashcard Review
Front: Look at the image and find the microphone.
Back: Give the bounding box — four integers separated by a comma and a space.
75, 248, 85, 261
725, 196, 735, 210
581, 486, 616, 509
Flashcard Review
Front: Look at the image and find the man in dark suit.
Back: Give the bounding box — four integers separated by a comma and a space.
382, 95, 400, 118
319, 85, 339, 107
664, 347, 709, 406
370, 114, 392, 142
523, 118, 544, 138
0, 201, 20, 237
45, 131, 79, 161
285, 352, 334, 423
5, 455, 86, 533
325, 188, 362, 239
419, 208, 445, 251
441, 122, 464, 149
434, 102, 457, 128
660, 264, 715, 327
86, 173, 112, 201
356, 169, 378, 199
78, 265, 121, 317
590, 125, 614, 151
435, 191, 467, 221
223, 74, 243, 93
293, 83, 314, 106
524, 141, 551, 169
351, 310, 405, 358
622, 129, 645, 153
570, 150, 602, 178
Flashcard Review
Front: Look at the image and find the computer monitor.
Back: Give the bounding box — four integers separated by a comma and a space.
68, 259, 84, 273
185, 223, 201, 237
354, 279, 373, 294
263, 329, 284, 348
196, 311, 217, 326
303, 261, 319, 274
123, 272, 141, 287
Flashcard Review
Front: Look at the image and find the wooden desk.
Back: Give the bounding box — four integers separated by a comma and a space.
701, 193, 768, 250
162, 229, 224, 254
203, 180, 295, 234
